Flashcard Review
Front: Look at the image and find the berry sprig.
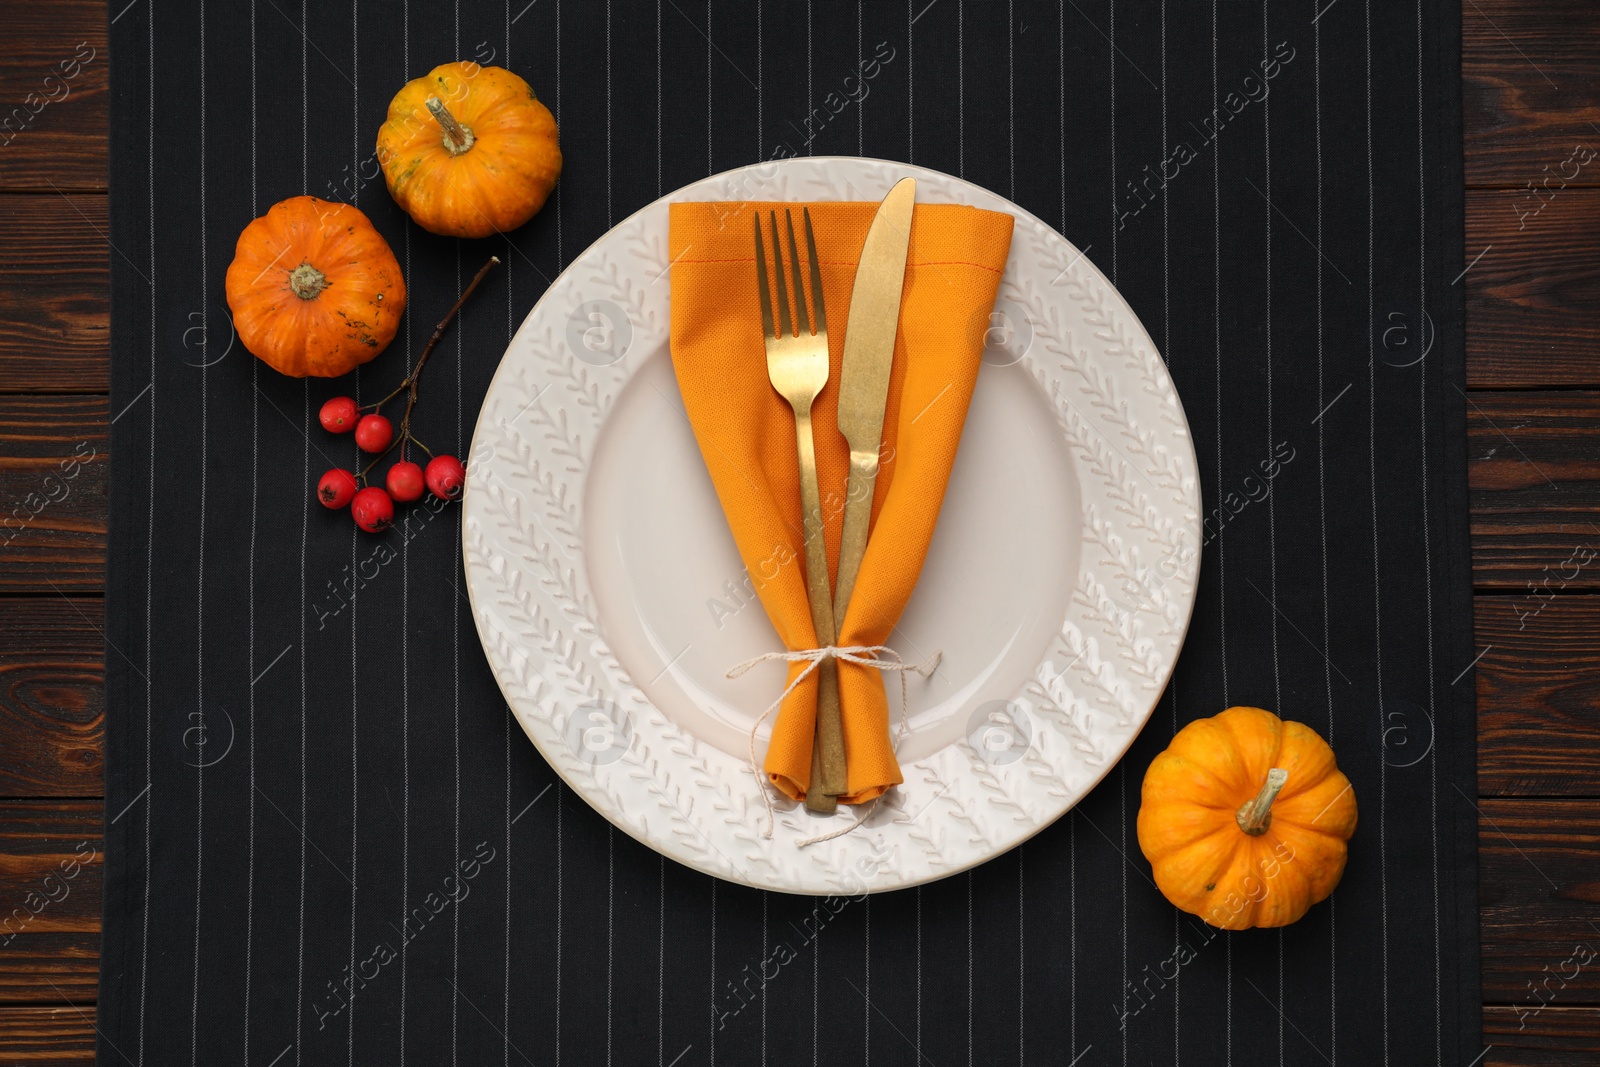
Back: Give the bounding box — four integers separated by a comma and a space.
315, 255, 499, 532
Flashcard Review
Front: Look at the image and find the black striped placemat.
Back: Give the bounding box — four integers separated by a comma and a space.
102, 1, 1476, 1063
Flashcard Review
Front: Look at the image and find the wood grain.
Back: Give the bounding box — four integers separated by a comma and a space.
1478, 596, 1600, 797
0, 1, 107, 193
1466, 188, 1600, 389
0, 599, 103, 798
0, 196, 109, 395
0, 387, 1591, 598
1485, 1006, 1600, 1066
0, 396, 107, 593
0, 932, 98, 1005
1479, 799, 1600, 1006
0, 796, 1594, 1013
1468, 391, 1600, 591
0, 150, 1594, 404
0, 802, 101, 933
0, 802, 101, 1006
1463, 0, 1600, 189
81, 598, 1600, 813
0, 1007, 95, 1062
0, 1010, 1549, 1067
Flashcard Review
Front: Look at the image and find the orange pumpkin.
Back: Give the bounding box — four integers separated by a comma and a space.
224, 196, 406, 378
1137, 706, 1358, 930
376, 62, 561, 239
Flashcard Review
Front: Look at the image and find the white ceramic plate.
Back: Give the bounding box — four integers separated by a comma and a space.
463, 157, 1200, 895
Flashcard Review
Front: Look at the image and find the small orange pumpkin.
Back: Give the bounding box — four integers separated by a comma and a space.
376, 62, 561, 239
224, 196, 406, 378
1137, 706, 1358, 930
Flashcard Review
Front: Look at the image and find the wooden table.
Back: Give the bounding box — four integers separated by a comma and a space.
0, 2, 1594, 1061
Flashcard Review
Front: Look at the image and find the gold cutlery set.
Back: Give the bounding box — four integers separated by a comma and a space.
753, 177, 917, 812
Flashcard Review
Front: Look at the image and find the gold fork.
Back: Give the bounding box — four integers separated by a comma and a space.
755, 208, 847, 812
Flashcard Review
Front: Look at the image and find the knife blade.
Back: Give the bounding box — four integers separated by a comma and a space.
832, 176, 916, 626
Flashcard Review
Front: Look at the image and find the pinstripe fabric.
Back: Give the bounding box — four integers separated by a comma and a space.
188, 0, 208, 1059
1366, 2, 1391, 1059
100, 2, 1476, 1064
136, 6, 155, 1064
398, 6, 412, 1062
297, 5, 309, 1064
347, 12, 362, 1067
243, 8, 260, 1063
1313, 8, 1337, 1060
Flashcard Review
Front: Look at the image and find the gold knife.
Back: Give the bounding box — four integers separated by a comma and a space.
832, 177, 916, 628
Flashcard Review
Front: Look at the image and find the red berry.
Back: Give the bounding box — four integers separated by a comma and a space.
354, 414, 393, 453
425, 454, 466, 500
386, 460, 425, 503
317, 468, 358, 509
319, 396, 359, 434
350, 487, 394, 533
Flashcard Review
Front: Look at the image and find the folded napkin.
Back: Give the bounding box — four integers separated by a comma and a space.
669, 199, 1015, 804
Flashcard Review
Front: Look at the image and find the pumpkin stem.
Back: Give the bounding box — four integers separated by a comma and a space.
288, 263, 328, 300
1236, 768, 1289, 836
425, 96, 476, 155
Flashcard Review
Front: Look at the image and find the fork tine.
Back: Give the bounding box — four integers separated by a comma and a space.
768, 211, 793, 335
803, 207, 826, 335
753, 211, 775, 339
784, 210, 811, 337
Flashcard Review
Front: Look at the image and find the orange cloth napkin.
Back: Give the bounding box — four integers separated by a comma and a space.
669, 199, 1015, 804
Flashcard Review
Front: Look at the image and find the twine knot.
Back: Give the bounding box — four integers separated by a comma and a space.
727, 645, 941, 845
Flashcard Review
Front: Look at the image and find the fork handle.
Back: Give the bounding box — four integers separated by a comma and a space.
793, 407, 848, 804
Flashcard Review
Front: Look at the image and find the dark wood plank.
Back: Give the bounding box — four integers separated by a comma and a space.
1469, 391, 1600, 591
1480, 799, 1600, 1006
0, 802, 101, 934
0, 196, 109, 395
0, 600, 103, 798
0, 148, 1590, 410
1465, 188, 1600, 390
1464, 0, 1600, 189
0, 1006, 95, 1062
0, 801, 1569, 1017
0, 195, 1591, 405
1478, 596, 1600, 798
0, 932, 98, 1006
0, 193, 1593, 402
0, 0, 107, 192
0, 801, 101, 1005
0, 396, 107, 593
1485, 1006, 1600, 1066
0, 195, 1596, 408
0, 387, 1591, 597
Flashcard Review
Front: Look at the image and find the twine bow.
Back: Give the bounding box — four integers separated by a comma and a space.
727, 645, 941, 845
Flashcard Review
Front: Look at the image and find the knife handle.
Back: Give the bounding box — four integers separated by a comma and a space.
805, 731, 838, 814
832, 450, 880, 628
806, 658, 846, 809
